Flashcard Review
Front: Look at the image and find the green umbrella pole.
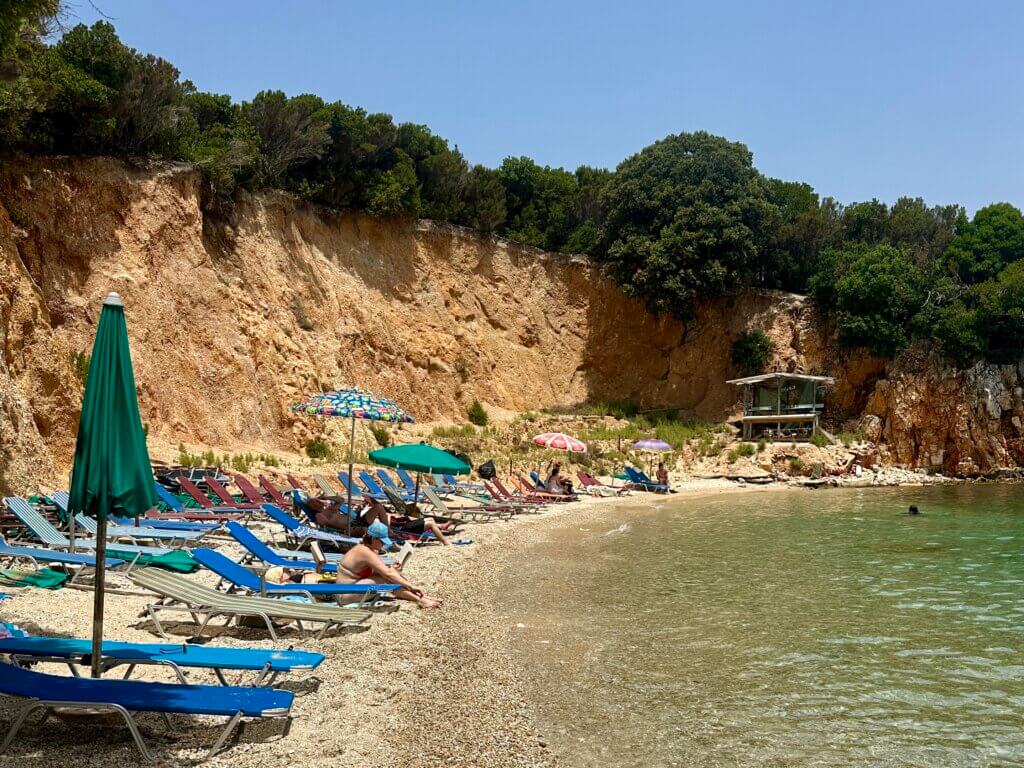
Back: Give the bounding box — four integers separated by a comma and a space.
90, 515, 108, 678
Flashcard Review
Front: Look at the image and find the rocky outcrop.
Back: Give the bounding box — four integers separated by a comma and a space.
863, 357, 1024, 474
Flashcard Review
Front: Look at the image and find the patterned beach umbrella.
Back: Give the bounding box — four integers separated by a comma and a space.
632, 439, 672, 452
292, 387, 414, 529
291, 388, 415, 423
532, 432, 587, 453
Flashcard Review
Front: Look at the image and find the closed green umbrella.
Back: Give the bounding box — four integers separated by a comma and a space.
369, 443, 471, 499
67, 292, 157, 677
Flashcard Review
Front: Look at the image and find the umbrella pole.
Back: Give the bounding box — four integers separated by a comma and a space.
68, 470, 76, 553
90, 516, 107, 678
346, 415, 355, 536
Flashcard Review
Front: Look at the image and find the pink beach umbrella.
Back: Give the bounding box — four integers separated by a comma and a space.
532, 432, 587, 453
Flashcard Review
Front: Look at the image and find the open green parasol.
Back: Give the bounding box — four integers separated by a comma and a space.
369, 443, 471, 499
67, 292, 157, 677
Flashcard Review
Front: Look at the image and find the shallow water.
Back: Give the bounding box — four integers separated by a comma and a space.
501, 485, 1024, 767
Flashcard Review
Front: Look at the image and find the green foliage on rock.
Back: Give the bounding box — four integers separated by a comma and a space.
731, 330, 774, 375
467, 400, 488, 427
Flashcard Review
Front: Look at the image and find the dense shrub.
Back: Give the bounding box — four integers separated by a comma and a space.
731, 330, 774, 375
305, 438, 330, 460
467, 400, 488, 427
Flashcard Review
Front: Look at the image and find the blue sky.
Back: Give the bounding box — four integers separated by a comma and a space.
68, 0, 1023, 213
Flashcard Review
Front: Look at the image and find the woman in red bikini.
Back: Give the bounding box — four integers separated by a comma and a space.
336, 520, 442, 608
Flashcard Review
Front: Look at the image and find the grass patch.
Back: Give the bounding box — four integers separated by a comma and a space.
432, 424, 476, 439
789, 457, 806, 474
838, 429, 869, 447
809, 431, 829, 448
305, 439, 331, 460
369, 424, 391, 448
468, 400, 489, 426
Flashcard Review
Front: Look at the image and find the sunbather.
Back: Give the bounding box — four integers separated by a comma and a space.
545, 462, 574, 495
656, 462, 669, 487
362, 498, 454, 545
336, 521, 442, 608
301, 494, 360, 533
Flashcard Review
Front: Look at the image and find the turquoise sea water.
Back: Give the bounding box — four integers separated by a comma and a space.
501, 485, 1024, 767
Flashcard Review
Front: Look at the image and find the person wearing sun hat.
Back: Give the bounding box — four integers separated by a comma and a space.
336, 520, 442, 608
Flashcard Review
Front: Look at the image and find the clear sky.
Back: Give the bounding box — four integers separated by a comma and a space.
67, 0, 1022, 213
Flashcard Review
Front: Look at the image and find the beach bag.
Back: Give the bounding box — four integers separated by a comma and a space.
478, 460, 497, 480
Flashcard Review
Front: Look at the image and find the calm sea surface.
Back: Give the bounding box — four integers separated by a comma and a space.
500, 485, 1024, 767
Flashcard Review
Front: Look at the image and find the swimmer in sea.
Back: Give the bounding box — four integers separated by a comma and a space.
907, 505, 920, 515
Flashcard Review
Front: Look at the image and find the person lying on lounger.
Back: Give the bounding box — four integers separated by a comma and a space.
336, 521, 442, 608
361, 498, 454, 545
301, 495, 361, 533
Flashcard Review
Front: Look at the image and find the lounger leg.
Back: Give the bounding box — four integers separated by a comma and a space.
1, 702, 48, 753
207, 711, 243, 759
147, 605, 169, 639
214, 668, 229, 686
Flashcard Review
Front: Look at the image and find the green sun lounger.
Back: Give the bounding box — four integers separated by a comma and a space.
129, 566, 374, 640
0, 660, 293, 762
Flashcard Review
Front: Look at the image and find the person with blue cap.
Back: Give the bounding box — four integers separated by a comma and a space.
336, 520, 442, 608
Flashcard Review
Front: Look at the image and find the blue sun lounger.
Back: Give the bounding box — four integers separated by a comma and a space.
0, 636, 322, 686
227, 521, 340, 574
0, 660, 293, 762
360, 470, 416, 502
3, 496, 176, 567
50, 491, 208, 545
112, 515, 219, 533
73, 512, 205, 547
262, 503, 361, 549
193, 547, 398, 601
624, 467, 669, 492
376, 469, 422, 500
0, 536, 124, 584
335, 472, 369, 499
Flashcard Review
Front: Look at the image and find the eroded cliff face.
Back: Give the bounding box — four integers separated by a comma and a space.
0, 156, 825, 492
0, 156, 1019, 492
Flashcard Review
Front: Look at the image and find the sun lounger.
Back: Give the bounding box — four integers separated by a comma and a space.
360, 470, 415, 501
442, 473, 486, 491
233, 474, 269, 505
624, 466, 669, 493
528, 471, 579, 500
70, 511, 206, 548
4, 497, 198, 572
482, 480, 537, 510
262, 503, 361, 549
285, 474, 307, 491
336, 471, 368, 499
313, 473, 339, 496
376, 469, 420, 499
421, 487, 514, 522
50, 491, 207, 546
577, 470, 629, 495
259, 475, 292, 506
227, 521, 342, 574
153, 482, 242, 520
0, 535, 124, 585
0, 636, 323, 686
130, 567, 373, 640
176, 475, 256, 512
0, 660, 293, 762
113, 515, 219, 533
394, 468, 421, 492
192, 547, 398, 601
204, 475, 261, 509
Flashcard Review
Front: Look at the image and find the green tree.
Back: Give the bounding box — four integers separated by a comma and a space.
832, 244, 924, 357
731, 329, 774, 375
597, 131, 776, 318
241, 90, 329, 187
944, 203, 1024, 284
458, 165, 506, 232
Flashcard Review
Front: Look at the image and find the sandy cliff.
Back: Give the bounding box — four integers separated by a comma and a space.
0, 156, 1021, 491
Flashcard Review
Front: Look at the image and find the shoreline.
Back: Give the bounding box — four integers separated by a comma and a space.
0, 479, 963, 766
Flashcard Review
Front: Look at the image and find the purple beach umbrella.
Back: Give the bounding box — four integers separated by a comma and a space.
632, 439, 672, 452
